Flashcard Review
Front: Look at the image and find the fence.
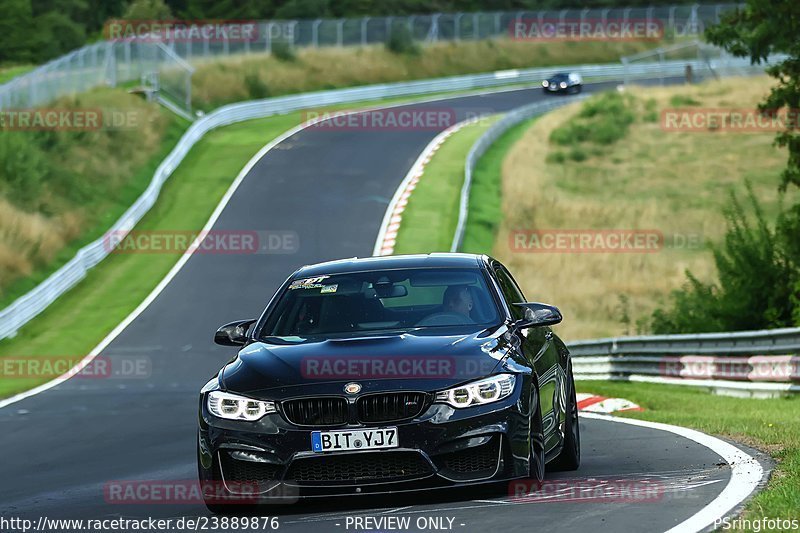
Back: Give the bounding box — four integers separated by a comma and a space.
569, 328, 800, 397
0, 54, 772, 342
0, 4, 741, 114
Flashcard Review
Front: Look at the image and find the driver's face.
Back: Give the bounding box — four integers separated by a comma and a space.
449, 289, 473, 316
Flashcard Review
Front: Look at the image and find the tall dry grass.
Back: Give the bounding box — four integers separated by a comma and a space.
191, 39, 662, 109
0, 89, 171, 301
495, 77, 796, 340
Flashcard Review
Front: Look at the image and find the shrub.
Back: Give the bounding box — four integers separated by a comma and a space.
669, 94, 701, 107
271, 41, 296, 62
568, 147, 587, 162
546, 151, 566, 164
244, 72, 270, 99
650, 184, 798, 333
386, 25, 420, 56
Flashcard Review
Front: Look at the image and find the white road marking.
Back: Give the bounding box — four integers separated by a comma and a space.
372, 117, 484, 256
580, 412, 764, 533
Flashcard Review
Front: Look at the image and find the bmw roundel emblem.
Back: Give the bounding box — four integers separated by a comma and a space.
344, 382, 362, 395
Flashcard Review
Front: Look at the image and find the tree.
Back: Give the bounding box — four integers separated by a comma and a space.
0, 0, 36, 63
124, 0, 172, 20
706, 0, 800, 193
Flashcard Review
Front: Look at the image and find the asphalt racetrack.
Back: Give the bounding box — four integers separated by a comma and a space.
0, 82, 765, 532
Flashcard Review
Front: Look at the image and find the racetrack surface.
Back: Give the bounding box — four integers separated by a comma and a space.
0, 82, 762, 532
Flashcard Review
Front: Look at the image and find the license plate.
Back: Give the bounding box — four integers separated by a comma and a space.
311, 427, 398, 453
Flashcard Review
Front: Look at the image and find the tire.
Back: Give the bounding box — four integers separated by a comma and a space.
574, 85, 583, 93
548, 363, 581, 471
529, 384, 546, 482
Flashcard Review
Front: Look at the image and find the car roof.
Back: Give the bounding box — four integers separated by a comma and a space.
294, 253, 489, 278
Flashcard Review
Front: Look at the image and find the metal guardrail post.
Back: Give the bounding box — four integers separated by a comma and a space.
312, 19, 322, 47
361, 17, 370, 46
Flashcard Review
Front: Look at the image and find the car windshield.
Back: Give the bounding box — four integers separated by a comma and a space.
260, 268, 501, 339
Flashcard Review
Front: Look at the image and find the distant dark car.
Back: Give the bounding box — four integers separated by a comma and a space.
542, 72, 583, 94
197, 253, 579, 511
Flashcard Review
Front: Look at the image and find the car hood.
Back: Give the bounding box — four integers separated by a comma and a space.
220, 327, 514, 399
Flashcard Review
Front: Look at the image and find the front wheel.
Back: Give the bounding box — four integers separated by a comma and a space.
548, 363, 581, 471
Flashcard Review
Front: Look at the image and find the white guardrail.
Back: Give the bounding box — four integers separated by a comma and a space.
0, 56, 773, 345
568, 328, 800, 397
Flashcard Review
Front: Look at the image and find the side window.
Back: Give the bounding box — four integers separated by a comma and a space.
494, 266, 526, 320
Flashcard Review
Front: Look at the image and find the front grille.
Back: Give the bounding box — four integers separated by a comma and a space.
435, 436, 501, 478
282, 397, 348, 426
219, 452, 282, 484
286, 452, 432, 483
357, 392, 427, 423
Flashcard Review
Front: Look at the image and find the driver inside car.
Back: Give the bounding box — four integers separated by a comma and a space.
442, 285, 475, 322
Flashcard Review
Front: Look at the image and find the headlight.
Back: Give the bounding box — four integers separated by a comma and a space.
559, 81, 567, 88
207, 391, 276, 421
435, 374, 516, 408
542, 80, 549, 87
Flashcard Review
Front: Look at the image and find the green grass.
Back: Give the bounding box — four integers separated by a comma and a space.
0, 115, 189, 310
461, 120, 534, 255
577, 381, 800, 525
392, 116, 500, 255
0, 114, 301, 398
0, 65, 34, 85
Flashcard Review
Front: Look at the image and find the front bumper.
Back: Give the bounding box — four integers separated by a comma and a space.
197, 393, 532, 501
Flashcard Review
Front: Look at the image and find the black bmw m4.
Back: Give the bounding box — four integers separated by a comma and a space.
197, 253, 580, 511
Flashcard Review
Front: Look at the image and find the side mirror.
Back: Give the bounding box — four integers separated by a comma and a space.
512, 303, 562, 328
214, 319, 256, 346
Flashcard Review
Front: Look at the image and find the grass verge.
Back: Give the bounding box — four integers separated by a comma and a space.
393, 116, 500, 255
0, 65, 34, 85
577, 381, 800, 525
494, 76, 798, 340
0, 89, 188, 307
461, 120, 533, 255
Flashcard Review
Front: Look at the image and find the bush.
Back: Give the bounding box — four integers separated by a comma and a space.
271, 41, 297, 62
244, 72, 270, 99
548, 92, 635, 152
386, 25, 420, 56
650, 184, 798, 333
546, 151, 566, 164
669, 94, 701, 107
568, 147, 587, 162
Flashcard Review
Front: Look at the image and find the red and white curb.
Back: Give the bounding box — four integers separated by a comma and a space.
373, 117, 481, 257
577, 392, 643, 414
